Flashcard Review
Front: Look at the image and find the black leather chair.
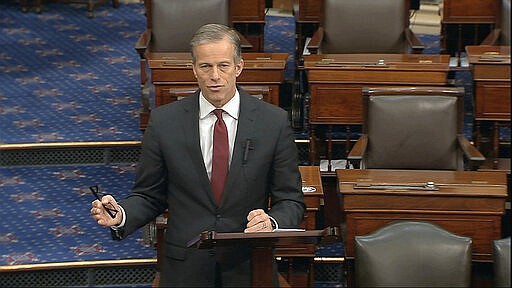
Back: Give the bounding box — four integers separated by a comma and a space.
493, 237, 511, 287
347, 86, 485, 170
135, 0, 252, 130
306, 0, 424, 54
355, 220, 472, 287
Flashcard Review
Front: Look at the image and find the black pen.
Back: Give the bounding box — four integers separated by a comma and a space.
89, 185, 118, 219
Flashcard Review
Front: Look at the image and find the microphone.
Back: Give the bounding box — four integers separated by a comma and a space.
243, 139, 252, 164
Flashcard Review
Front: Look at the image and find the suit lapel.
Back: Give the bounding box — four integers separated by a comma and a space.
181, 92, 212, 197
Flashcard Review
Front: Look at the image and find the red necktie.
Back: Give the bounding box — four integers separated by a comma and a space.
211, 109, 229, 205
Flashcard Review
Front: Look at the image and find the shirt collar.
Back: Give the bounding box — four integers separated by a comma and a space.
199, 89, 240, 120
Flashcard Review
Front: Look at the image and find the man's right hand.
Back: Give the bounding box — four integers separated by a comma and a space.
90, 194, 122, 227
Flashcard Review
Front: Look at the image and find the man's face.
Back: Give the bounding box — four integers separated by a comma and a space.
192, 37, 244, 108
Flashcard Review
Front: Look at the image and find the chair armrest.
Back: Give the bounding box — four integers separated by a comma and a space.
347, 134, 368, 160
347, 134, 368, 169
235, 31, 253, 51
306, 27, 324, 55
480, 29, 501, 46
135, 29, 151, 58
457, 135, 485, 169
405, 27, 425, 53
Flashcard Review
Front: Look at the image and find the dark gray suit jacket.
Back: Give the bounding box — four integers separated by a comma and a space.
113, 88, 305, 286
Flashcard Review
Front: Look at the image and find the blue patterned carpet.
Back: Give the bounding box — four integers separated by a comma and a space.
1, 0, 145, 144
0, 163, 155, 265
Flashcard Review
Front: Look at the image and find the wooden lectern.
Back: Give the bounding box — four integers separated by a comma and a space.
189, 228, 340, 287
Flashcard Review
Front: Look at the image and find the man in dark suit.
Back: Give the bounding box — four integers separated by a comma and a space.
90, 23, 305, 287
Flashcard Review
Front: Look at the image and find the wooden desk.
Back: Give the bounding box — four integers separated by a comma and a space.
299, 166, 324, 230
441, 0, 499, 55
466, 45, 510, 169
337, 169, 508, 262
303, 54, 450, 170
139, 52, 288, 130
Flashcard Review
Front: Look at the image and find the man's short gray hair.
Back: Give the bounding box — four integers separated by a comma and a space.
190, 23, 242, 64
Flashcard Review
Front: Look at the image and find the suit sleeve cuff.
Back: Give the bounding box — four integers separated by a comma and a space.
269, 216, 278, 231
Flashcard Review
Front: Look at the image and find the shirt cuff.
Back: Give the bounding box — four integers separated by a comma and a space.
269, 216, 278, 231
110, 205, 126, 230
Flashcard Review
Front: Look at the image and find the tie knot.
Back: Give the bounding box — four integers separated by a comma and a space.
213, 109, 223, 120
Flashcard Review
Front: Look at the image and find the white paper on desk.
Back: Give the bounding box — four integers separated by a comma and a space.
273, 228, 306, 232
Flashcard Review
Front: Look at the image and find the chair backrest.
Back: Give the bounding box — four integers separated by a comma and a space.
355, 221, 472, 287
493, 237, 511, 287
362, 86, 465, 170
321, 0, 410, 53
148, 0, 230, 52
501, 0, 511, 45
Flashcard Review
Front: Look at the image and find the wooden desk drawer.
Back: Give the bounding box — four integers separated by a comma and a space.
473, 64, 511, 80
474, 81, 511, 120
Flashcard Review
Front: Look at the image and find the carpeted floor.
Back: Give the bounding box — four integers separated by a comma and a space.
1, 0, 145, 144
0, 163, 155, 266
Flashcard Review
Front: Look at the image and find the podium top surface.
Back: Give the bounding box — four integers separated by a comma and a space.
188, 227, 340, 248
